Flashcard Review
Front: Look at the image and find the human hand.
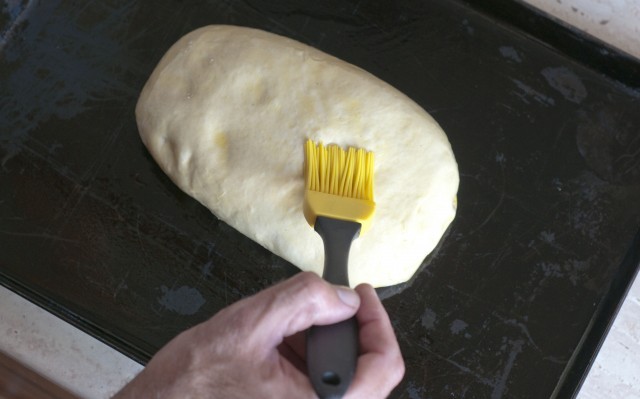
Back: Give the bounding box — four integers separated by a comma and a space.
113, 272, 404, 399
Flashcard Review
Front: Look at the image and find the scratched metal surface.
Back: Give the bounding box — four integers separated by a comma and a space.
1, 0, 640, 398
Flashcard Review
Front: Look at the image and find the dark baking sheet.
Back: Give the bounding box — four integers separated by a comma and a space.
2, 1, 639, 398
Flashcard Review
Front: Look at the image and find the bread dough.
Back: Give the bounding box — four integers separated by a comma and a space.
136, 25, 459, 288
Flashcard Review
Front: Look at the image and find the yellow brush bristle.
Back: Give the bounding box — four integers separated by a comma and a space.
304, 140, 376, 232
305, 140, 374, 201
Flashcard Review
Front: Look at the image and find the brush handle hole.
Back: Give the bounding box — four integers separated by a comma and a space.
322, 371, 341, 386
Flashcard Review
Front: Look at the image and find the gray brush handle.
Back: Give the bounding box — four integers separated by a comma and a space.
307, 217, 361, 399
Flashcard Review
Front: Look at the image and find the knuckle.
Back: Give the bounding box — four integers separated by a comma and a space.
296, 271, 323, 287
294, 272, 331, 312
296, 272, 326, 297
389, 351, 406, 383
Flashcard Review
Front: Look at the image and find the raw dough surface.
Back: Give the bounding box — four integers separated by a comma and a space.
136, 25, 459, 288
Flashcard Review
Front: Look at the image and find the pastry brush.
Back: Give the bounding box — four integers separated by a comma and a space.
303, 139, 375, 399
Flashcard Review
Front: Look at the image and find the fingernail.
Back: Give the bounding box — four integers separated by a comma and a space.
336, 286, 360, 308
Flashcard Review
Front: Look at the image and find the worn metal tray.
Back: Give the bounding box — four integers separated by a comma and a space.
1, 0, 639, 397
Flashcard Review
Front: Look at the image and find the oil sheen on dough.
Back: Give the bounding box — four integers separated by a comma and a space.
136, 25, 459, 288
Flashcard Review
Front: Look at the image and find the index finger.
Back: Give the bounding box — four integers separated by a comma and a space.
206, 272, 359, 355
346, 284, 405, 399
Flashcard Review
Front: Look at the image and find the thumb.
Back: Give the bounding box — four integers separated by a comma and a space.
244, 272, 360, 350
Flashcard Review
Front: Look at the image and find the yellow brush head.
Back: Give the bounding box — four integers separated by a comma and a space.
304, 139, 376, 233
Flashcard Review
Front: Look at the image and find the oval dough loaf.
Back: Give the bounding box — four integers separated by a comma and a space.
136, 25, 459, 288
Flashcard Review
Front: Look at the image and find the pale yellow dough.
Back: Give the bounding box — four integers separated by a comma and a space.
136, 25, 459, 288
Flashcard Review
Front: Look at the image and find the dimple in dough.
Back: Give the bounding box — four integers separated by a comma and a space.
136, 25, 459, 288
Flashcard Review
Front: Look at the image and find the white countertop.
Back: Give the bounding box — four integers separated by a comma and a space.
1, 1, 639, 398
523, 0, 640, 60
